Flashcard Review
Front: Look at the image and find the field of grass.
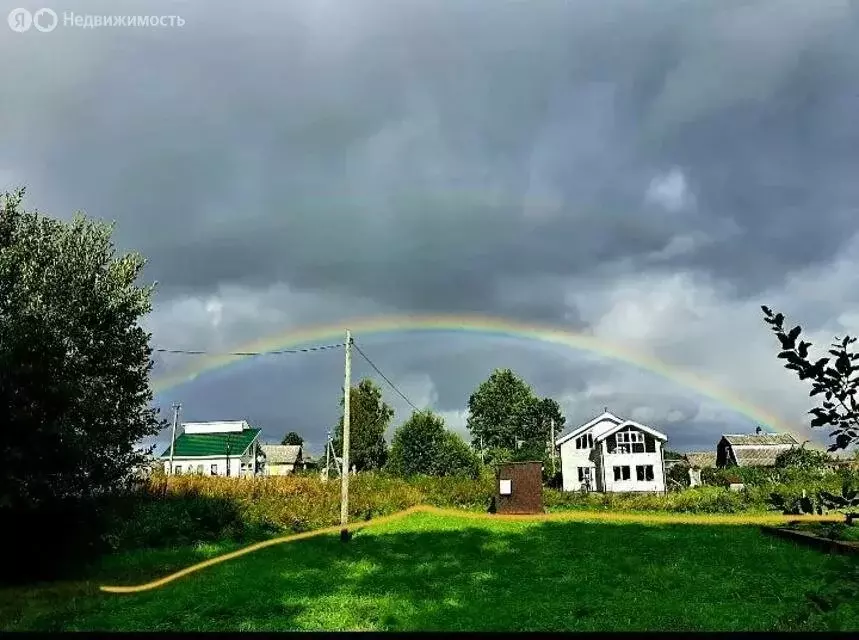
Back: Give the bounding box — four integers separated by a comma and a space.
3, 510, 859, 631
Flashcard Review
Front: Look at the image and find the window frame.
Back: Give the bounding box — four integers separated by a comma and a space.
635, 465, 655, 481
613, 466, 631, 481
617, 431, 644, 445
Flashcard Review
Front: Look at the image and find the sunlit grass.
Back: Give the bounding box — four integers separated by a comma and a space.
2, 511, 858, 631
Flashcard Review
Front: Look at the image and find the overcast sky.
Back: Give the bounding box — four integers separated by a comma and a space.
4, 0, 859, 455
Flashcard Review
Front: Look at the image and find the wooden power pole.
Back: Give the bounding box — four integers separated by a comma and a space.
168, 402, 181, 475
340, 330, 352, 542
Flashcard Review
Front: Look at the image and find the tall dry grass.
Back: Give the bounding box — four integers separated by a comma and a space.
106, 467, 859, 551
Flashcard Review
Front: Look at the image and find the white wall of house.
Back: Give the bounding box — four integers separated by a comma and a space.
265, 463, 296, 476
163, 453, 255, 477
599, 442, 665, 492
559, 438, 597, 492
558, 415, 619, 492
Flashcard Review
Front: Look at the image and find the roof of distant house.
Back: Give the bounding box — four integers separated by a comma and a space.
160, 428, 261, 458
683, 452, 717, 468
730, 447, 786, 467
260, 444, 302, 465
722, 433, 799, 447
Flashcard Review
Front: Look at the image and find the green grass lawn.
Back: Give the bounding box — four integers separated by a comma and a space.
2, 511, 858, 631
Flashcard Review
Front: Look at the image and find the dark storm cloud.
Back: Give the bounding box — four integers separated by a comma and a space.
5, 0, 858, 319
5, 0, 859, 450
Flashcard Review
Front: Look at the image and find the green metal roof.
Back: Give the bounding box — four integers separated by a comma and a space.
160, 428, 261, 458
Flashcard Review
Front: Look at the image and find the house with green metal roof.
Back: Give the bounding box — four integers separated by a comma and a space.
160, 420, 264, 477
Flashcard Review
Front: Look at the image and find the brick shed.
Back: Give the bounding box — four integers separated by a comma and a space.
495, 461, 544, 515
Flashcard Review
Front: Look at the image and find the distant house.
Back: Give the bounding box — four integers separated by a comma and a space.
160, 420, 263, 477
556, 411, 668, 493
683, 452, 717, 470
715, 431, 799, 468
259, 444, 303, 475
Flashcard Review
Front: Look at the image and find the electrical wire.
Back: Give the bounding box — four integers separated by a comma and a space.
152, 342, 345, 356
352, 340, 421, 412
152, 336, 422, 412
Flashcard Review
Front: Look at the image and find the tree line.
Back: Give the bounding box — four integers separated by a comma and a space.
328, 370, 567, 480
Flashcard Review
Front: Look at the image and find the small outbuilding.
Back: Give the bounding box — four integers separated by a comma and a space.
259, 444, 303, 476
495, 461, 543, 515
716, 431, 799, 468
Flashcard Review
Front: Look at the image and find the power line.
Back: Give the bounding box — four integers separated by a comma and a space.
152, 342, 345, 356
352, 340, 421, 412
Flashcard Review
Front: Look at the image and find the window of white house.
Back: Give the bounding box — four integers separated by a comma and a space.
636, 465, 655, 481
174, 465, 182, 474
616, 430, 645, 453
577, 467, 592, 482
613, 466, 631, 481
196, 464, 204, 475
575, 433, 594, 449
210, 464, 218, 476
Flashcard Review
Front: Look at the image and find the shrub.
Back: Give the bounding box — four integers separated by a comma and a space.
775, 446, 832, 471
666, 463, 691, 490
386, 411, 482, 479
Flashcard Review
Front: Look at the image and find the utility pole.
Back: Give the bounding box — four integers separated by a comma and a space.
323, 430, 331, 482
168, 402, 181, 475
225, 433, 233, 477
550, 418, 557, 476
340, 330, 352, 542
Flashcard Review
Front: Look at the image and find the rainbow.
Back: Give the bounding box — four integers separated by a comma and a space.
151, 313, 808, 440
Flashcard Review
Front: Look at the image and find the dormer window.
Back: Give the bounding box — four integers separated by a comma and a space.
616, 430, 644, 453
575, 433, 594, 450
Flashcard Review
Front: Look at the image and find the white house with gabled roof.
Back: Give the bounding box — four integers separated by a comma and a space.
555, 410, 668, 493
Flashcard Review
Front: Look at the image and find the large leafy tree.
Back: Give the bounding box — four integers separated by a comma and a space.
467, 369, 566, 460
386, 410, 481, 478
1, 189, 163, 510
1, 189, 164, 579
333, 378, 392, 471
762, 305, 859, 451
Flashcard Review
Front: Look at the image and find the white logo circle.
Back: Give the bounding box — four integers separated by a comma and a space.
33, 8, 57, 32
7, 8, 32, 32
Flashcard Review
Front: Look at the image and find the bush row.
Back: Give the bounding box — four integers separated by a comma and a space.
104, 468, 859, 551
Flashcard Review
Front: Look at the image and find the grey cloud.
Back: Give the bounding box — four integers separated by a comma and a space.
8, 0, 858, 313
5, 0, 859, 451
